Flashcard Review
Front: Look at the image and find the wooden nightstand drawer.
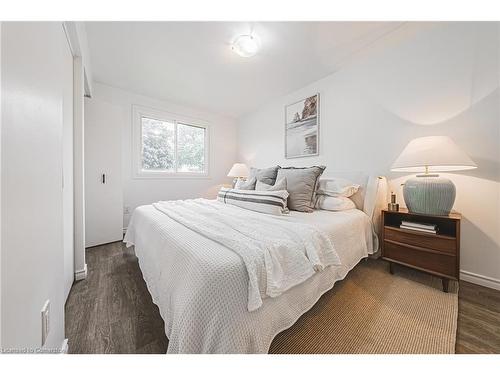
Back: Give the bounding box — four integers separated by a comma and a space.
383, 240, 457, 278
384, 226, 456, 254
381, 209, 461, 292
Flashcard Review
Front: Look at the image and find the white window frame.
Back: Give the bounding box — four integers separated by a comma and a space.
132, 105, 210, 179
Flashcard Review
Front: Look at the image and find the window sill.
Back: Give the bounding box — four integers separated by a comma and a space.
132, 172, 211, 180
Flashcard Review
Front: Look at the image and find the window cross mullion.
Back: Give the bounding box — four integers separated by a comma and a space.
174, 120, 178, 173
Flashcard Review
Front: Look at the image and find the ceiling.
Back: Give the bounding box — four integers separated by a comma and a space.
85, 22, 405, 119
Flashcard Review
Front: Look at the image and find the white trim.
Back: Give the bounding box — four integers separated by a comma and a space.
60, 339, 69, 354
132, 174, 212, 180
0, 21, 3, 347
61, 22, 93, 98
460, 269, 500, 291
62, 22, 79, 58
131, 105, 210, 179
74, 264, 87, 281
73, 57, 87, 284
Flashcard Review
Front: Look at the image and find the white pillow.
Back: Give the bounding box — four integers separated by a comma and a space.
217, 187, 289, 215
315, 195, 356, 211
234, 177, 256, 190
317, 178, 360, 197
255, 177, 287, 191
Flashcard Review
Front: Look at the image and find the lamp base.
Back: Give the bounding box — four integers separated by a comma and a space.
403, 175, 456, 216
232, 177, 246, 188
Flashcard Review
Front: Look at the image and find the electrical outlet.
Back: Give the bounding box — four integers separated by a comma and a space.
124, 206, 131, 215
41, 300, 50, 347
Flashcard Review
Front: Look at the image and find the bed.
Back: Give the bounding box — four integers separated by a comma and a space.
124, 173, 387, 353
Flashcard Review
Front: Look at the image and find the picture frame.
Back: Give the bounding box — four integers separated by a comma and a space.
284, 93, 320, 159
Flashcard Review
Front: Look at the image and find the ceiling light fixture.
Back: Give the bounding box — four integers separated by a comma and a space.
231, 35, 259, 57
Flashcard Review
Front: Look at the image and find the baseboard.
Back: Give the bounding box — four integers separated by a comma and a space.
75, 264, 87, 281
60, 339, 69, 354
460, 270, 500, 291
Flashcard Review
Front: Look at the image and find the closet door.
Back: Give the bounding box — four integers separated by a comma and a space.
84, 98, 123, 247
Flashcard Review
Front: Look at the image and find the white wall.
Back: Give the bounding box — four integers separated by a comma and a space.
86, 82, 238, 229
1, 22, 67, 350
237, 22, 500, 287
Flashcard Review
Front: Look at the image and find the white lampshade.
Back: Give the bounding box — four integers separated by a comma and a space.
391, 136, 477, 173
227, 163, 249, 178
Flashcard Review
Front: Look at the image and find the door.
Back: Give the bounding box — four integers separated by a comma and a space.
84, 98, 123, 247
62, 28, 74, 301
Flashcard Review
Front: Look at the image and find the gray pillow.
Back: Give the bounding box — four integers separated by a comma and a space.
276, 166, 326, 212
248, 166, 280, 185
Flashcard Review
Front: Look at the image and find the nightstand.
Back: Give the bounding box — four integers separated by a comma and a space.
381, 208, 461, 292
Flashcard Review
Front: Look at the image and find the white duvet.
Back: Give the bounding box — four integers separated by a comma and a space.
124, 199, 376, 353
152, 199, 341, 311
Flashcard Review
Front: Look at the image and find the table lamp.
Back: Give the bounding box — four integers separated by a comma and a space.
227, 163, 249, 187
391, 136, 477, 216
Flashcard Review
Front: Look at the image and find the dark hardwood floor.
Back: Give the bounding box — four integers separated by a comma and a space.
65, 241, 500, 354
65, 242, 168, 353
456, 279, 500, 353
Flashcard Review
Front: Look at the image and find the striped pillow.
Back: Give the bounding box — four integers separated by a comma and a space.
217, 187, 289, 215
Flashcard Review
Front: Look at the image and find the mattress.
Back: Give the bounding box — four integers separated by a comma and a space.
124, 201, 376, 353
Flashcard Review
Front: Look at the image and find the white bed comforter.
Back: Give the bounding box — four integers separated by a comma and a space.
152, 199, 341, 311
124, 199, 376, 353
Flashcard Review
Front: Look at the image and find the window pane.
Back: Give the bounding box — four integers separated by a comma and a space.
177, 123, 206, 173
141, 117, 175, 171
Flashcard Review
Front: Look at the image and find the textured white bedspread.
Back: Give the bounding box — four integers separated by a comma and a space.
152, 199, 341, 311
124, 200, 376, 353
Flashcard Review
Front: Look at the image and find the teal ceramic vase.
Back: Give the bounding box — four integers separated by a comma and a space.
403, 175, 456, 216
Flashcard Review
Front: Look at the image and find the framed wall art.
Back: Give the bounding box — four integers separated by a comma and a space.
285, 93, 319, 158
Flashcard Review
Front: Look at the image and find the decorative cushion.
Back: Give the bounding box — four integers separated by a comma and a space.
276, 166, 326, 212
248, 166, 280, 185
315, 195, 356, 211
317, 178, 360, 197
255, 178, 287, 192
234, 177, 256, 190
217, 187, 289, 215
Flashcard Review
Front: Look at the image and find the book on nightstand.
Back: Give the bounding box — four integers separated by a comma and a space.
400, 220, 437, 234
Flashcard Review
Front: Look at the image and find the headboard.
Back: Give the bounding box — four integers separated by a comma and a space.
319, 172, 388, 251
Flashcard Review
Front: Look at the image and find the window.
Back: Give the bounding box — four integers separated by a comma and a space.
133, 106, 209, 178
